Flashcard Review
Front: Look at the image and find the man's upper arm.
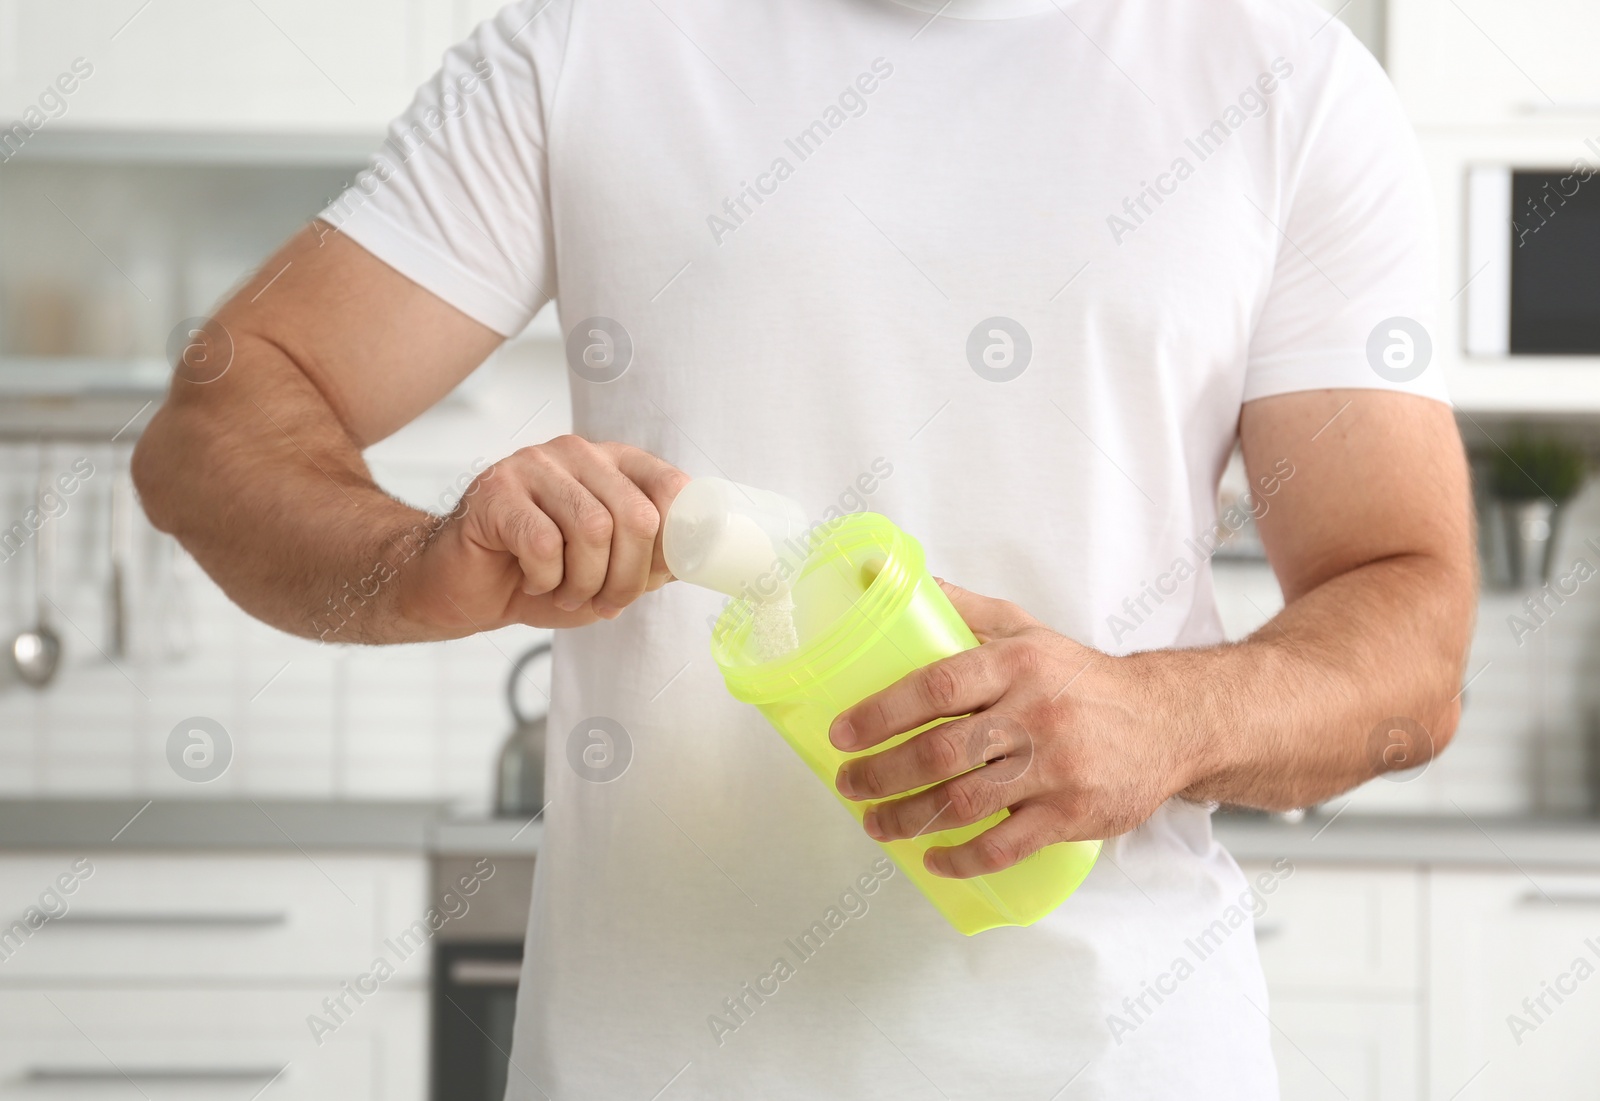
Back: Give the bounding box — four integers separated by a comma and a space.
1239, 390, 1473, 604
200, 226, 502, 447
177, 0, 566, 446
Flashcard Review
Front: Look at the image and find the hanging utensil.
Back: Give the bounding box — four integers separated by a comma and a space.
10, 463, 63, 688
106, 449, 130, 659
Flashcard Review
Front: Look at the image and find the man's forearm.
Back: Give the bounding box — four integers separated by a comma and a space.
1169, 552, 1475, 811
134, 333, 442, 645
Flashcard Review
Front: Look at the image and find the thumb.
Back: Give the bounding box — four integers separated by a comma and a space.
935, 578, 1036, 642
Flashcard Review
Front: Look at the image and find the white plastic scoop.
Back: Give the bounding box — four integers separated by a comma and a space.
662, 478, 811, 603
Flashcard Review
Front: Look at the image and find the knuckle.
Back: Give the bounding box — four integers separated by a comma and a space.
1003, 637, 1043, 677
569, 497, 613, 543
619, 497, 661, 540
473, 461, 510, 495
975, 833, 1016, 873
529, 524, 563, 562
858, 696, 893, 739
945, 782, 988, 825
852, 759, 882, 798
920, 729, 965, 777
919, 662, 963, 712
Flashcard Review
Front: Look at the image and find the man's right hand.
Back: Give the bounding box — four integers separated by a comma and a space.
402, 436, 689, 633
134, 226, 690, 646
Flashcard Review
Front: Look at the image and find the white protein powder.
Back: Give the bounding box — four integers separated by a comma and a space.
747, 594, 800, 663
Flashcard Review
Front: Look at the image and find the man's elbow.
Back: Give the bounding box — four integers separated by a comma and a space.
130, 405, 186, 535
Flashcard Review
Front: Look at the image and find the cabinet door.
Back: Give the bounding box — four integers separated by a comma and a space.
1429, 870, 1600, 1100
0, 0, 420, 132
1240, 864, 1421, 997
1269, 998, 1419, 1101
1389, 0, 1600, 124
0, 987, 426, 1101
0, 854, 428, 982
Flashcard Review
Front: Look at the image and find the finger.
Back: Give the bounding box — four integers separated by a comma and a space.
836, 712, 1033, 801
470, 469, 565, 596
604, 442, 691, 586
862, 766, 1026, 843
554, 440, 660, 618
830, 645, 1011, 752
923, 803, 1059, 879
520, 448, 613, 612
935, 579, 1036, 642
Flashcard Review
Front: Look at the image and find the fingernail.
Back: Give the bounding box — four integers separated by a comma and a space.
592, 602, 618, 619
554, 596, 581, 612
830, 717, 856, 750
835, 767, 855, 799
863, 808, 887, 841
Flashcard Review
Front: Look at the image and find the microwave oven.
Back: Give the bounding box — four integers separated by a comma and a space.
1465, 164, 1600, 357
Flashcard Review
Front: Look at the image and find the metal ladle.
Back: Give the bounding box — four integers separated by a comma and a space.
11, 473, 62, 688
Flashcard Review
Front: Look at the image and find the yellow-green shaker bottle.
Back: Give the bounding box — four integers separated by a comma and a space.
663, 478, 1101, 935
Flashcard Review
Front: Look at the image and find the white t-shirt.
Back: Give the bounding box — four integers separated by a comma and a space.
324, 0, 1444, 1096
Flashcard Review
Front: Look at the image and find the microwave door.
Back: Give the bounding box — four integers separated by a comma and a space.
1509, 168, 1600, 354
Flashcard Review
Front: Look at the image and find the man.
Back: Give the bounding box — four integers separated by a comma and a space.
133, 0, 1476, 1096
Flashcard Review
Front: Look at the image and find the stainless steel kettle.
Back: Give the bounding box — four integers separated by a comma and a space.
494, 640, 552, 818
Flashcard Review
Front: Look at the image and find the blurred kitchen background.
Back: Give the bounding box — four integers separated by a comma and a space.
3, 0, 1600, 1099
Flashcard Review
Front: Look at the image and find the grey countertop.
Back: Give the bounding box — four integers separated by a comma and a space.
1212, 811, 1600, 869
3, 798, 1599, 869
0, 799, 541, 856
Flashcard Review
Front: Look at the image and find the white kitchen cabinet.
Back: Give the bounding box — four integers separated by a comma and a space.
1241, 863, 1423, 1101
0, 987, 426, 1100
1269, 998, 1420, 1101
1389, 0, 1600, 125
1429, 870, 1600, 1100
0, 853, 430, 1101
0, 0, 461, 133
0, 854, 428, 982
1248, 865, 1422, 997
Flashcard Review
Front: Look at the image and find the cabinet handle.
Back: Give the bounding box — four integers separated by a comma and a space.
1518, 891, 1600, 907
449, 958, 524, 986
53, 911, 289, 927
27, 1065, 287, 1083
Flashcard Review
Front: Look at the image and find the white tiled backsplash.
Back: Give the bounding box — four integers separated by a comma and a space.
1, 345, 1591, 815
1213, 478, 1600, 819
0, 341, 567, 812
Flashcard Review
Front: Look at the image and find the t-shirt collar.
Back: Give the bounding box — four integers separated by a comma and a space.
881, 0, 1061, 19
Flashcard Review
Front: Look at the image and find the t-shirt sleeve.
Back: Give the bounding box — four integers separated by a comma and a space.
318, 0, 569, 338
1243, 29, 1448, 405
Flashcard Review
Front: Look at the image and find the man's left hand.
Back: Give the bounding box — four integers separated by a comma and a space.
829, 580, 1200, 880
